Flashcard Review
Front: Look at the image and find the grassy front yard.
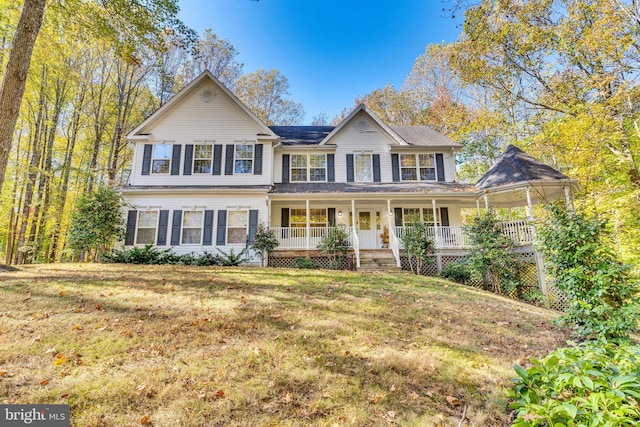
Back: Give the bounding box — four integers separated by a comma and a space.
0, 264, 567, 426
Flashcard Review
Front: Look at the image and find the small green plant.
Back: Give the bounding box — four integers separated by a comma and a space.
295, 257, 320, 269
510, 340, 640, 426
103, 245, 178, 264
465, 213, 522, 293
317, 226, 350, 269
537, 204, 639, 340
399, 222, 435, 275
520, 288, 545, 306
440, 260, 471, 284
216, 248, 247, 266
251, 224, 280, 267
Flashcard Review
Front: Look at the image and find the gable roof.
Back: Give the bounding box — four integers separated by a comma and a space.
390, 126, 462, 147
476, 144, 571, 189
269, 126, 334, 145
319, 104, 408, 146
127, 70, 278, 140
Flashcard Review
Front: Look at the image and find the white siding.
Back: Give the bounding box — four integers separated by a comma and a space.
122, 193, 267, 262
129, 78, 272, 186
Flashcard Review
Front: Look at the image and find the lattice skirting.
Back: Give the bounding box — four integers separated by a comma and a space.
268, 255, 354, 270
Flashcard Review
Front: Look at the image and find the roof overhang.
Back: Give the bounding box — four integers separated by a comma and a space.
320, 104, 407, 146
120, 185, 272, 196
479, 179, 580, 208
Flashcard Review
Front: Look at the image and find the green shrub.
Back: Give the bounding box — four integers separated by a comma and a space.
251, 225, 280, 267
510, 340, 640, 426
537, 204, 639, 340
104, 247, 222, 266
440, 261, 471, 284
317, 226, 350, 270
399, 222, 435, 275
215, 248, 247, 266
295, 257, 320, 269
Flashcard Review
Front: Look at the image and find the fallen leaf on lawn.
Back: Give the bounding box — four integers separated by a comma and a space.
140, 415, 151, 425
446, 395, 460, 406
60, 393, 69, 399
390, 384, 396, 392
369, 392, 386, 404
410, 391, 419, 400
40, 379, 49, 386
282, 392, 292, 403
0, 371, 7, 376
215, 389, 225, 398
72, 325, 83, 331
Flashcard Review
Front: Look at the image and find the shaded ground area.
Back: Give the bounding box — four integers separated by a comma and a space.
0, 264, 568, 426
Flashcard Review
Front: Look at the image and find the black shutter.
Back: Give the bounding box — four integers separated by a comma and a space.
171, 145, 181, 175
216, 210, 227, 245
282, 154, 290, 183
254, 144, 263, 175
328, 208, 336, 227
440, 208, 449, 227
125, 210, 137, 245
394, 208, 403, 227
183, 144, 193, 175
436, 153, 445, 182
281, 208, 289, 238
157, 210, 169, 245
224, 145, 234, 175
346, 154, 354, 182
248, 210, 259, 244
213, 144, 223, 175
327, 154, 335, 182
373, 154, 381, 182
171, 210, 182, 245
141, 145, 152, 175
391, 154, 400, 182
203, 210, 214, 245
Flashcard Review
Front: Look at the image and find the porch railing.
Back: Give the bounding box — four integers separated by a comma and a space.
271, 226, 353, 250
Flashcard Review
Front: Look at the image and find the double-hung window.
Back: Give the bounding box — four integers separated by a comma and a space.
354, 153, 373, 182
227, 210, 248, 244
400, 154, 436, 181
291, 154, 327, 182
181, 211, 203, 244
152, 145, 172, 174
234, 144, 253, 174
193, 145, 213, 174
402, 208, 439, 226
136, 211, 158, 244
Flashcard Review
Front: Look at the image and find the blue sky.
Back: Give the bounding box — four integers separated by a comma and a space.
178, 0, 462, 124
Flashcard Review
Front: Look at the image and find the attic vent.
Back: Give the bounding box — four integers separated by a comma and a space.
200, 88, 217, 103
355, 119, 370, 132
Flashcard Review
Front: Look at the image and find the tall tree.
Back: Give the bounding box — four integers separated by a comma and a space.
234, 68, 305, 125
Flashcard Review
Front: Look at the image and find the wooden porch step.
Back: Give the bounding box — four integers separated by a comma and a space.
357, 250, 401, 272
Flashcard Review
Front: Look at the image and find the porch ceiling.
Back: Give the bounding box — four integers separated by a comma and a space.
481, 180, 579, 208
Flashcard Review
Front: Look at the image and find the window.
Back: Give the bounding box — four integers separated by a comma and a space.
291, 155, 307, 182
136, 211, 158, 244
234, 144, 253, 174
290, 209, 307, 228
403, 208, 439, 226
227, 210, 248, 244
400, 153, 436, 181
152, 145, 172, 174
354, 153, 372, 182
290, 154, 327, 182
193, 145, 212, 174
181, 211, 203, 244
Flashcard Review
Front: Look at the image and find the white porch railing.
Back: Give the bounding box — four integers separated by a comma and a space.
271, 221, 534, 250
271, 226, 354, 250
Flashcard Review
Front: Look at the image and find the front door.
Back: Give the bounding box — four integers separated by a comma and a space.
357, 210, 378, 249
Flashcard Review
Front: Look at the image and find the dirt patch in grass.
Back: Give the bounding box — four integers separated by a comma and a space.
0, 264, 568, 426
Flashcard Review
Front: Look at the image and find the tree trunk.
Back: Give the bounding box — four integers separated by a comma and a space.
0, 0, 47, 195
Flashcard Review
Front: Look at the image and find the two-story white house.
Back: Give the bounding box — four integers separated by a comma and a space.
121, 71, 577, 271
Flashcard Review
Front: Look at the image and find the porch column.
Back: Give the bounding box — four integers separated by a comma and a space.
476, 199, 481, 217
525, 187, 534, 220
305, 199, 310, 250
387, 199, 393, 238
352, 199, 359, 268
432, 199, 439, 249
266, 197, 271, 226
564, 186, 574, 212
484, 194, 489, 212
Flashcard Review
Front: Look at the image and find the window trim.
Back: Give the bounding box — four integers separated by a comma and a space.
354, 153, 373, 182
234, 144, 254, 175
181, 210, 204, 245
227, 210, 249, 244
402, 207, 440, 226
151, 145, 172, 175
193, 144, 213, 174
290, 153, 327, 182
400, 153, 437, 182
135, 210, 159, 245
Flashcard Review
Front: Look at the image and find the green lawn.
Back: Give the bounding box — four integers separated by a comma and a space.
0, 264, 567, 426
